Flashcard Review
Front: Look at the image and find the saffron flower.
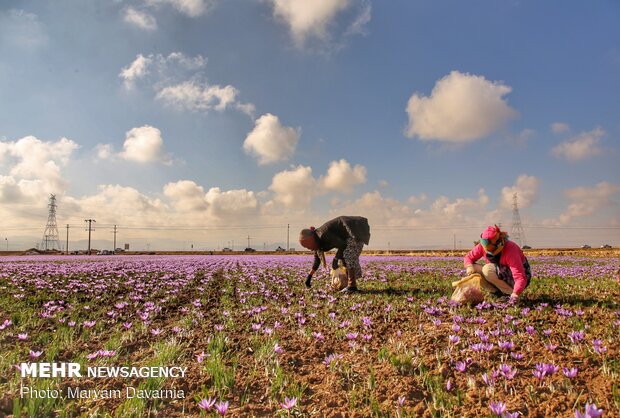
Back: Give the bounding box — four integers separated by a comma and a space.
17, 333, 28, 341
274, 343, 284, 354
482, 372, 495, 387
574, 403, 604, 418
446, 379, 454, 392
489, 400, 507, 416
29, 350, 43, 359
568, 330, 586, 344
562, 367, 578, 378
499, 364, 517, 380
198, 397, 216, 411
455, 361, 467, 373
214, 400, 229, 416
498, 340, 515, 351
280, 396, 297, 410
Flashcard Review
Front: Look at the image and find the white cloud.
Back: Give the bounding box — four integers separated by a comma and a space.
119, 52, 254, 117
331, 190, 414, 226
74, 184, 168, 225
163, 181, 258, 220
156, 81, 239, 112
95, 144, 114, 160
0, 136, 78, 197
119, 54, 152, 89
500, 174, 539, 209
405, 71, 517, 142
123, 7, 157, 31
268, 159, 368, 208
551, 122, 570, 134
270, 0, 351, 46
320, 159, 366, 192
345, 1, 371, 36
0, 9, 48, 50
163, 180, 208, 211
551, 127, 605, 162
204, 187, 258, 219
243, 114, 300, 165
555, 181, 620, 224
144, 0, 213, 17
119, 125, 172, 164
269, 165, 318, 208
431, 189, 490, 219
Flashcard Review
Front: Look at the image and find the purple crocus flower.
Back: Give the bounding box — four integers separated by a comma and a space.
498, 340, 515, 351
455, 361, 467, 373
563, 367, 578, 378
574, 403, 604, 418
446, 379, 454, 392
499, 364, 517, 380
568, 330, 586, 344
482, 372, 495, 387
545, 343, 558, 352
198, 397, 216, 411
489, 400, 507, 416
29, 350, 43, 359
280, 396, 297, 410
214, 400, 229, 416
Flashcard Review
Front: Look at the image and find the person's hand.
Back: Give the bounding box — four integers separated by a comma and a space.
509, 293, 519, 304
465, 265, 475, 275
305, 274, 312, 288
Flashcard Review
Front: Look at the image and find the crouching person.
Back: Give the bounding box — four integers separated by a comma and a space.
299, 216, 370, 293
464, 225, 531, 302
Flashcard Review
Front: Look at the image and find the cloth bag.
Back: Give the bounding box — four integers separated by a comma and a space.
450, 273, 496, 304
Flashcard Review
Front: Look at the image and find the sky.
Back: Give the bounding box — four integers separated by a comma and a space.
0, 0, 619, 251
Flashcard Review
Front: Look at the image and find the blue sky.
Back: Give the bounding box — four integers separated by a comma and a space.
1, 0, 619, 251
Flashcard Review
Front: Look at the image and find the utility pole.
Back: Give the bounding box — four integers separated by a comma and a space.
66, 224, 69, 255
247, 235, 251, 249
85, 219, 96, 255
287, 224, 290, 251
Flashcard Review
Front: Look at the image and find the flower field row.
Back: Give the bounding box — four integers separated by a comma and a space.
0, 254, 618, 417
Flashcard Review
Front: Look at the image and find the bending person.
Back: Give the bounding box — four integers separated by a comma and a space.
299, 216, 370, 293
464, 225, 532, 302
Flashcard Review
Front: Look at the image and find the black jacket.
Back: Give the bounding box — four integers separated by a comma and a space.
312, 216, 370, 270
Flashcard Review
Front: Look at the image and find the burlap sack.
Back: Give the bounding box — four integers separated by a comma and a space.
450, 273, 496, 304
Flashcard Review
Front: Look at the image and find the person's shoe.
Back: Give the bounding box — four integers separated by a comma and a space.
305, 276, 312, 288
340, 286, 358, 294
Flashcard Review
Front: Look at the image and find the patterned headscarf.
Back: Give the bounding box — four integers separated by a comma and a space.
479, 225, 509, 256
299, 227, 327, 270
